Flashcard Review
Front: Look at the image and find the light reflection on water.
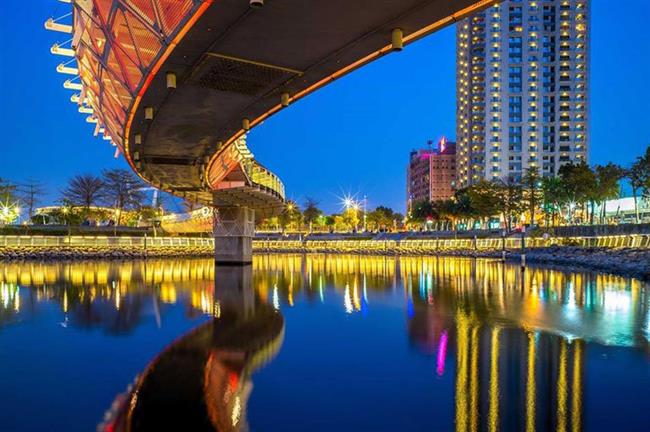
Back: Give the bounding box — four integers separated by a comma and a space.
0, 255, 649, 431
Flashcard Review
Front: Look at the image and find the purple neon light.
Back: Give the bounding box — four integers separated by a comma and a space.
436, 330, 449, 376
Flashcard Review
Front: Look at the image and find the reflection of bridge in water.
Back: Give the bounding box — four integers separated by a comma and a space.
100, 265, 284, 432
46, 0, 496, 263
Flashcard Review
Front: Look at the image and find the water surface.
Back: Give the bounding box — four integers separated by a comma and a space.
0, 256, 648, 431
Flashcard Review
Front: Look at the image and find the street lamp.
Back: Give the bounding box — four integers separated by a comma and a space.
0, 201, 20, 225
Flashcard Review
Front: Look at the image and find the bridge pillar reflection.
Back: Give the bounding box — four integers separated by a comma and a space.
214, 206, 255, 264
214, 263, 255, 317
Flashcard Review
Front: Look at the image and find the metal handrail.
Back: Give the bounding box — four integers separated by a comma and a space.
212, 139, 285, 200
0, 235, 215, 248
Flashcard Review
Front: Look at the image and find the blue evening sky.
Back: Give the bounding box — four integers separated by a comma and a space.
1, 1, 648, 214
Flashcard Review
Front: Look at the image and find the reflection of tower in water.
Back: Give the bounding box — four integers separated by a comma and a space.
454, 311, 584, 432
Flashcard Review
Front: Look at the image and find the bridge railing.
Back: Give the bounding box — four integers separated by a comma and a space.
1, 234, 648, 251
254, 234, 650, 253
245, 163, 285, 200
210, 138, 285, 200
0, 236, 214, 248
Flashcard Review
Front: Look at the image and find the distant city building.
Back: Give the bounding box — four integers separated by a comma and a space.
407, 138, 457, 211
456, 0, 589, 186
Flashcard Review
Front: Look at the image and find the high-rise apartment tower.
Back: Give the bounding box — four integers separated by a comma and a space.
456, 0, 589, 186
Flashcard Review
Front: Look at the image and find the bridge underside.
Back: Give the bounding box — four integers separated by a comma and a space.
124, 0, 494, 205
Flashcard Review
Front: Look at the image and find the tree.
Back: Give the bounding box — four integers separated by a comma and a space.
462, 181, 500, 227
541, 176, 564, 226
0, 178, 17, 203
0, 178, 19, 225
409, 200, 436, 225
454, 192, 477, 229
278, 200, 302, 231
521, 167, 542, 225
594, 163, 624, 224
638, 145, 650, 198
324, 215, 336, 232
367, 206, 398, 231
62, 174, 104, 211
494, 179, 523, 231
627, 159, 647, 224
302, 197, 322, 232
558, 162, 596, 224
101, 169, 146, 225
17, 179, 46, 220
434, 197, 470, 232
341, 207, 359, 232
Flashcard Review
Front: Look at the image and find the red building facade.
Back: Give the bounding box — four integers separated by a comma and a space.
407, 138, 457, 211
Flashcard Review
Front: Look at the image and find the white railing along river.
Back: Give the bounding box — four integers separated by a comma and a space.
1, 234, 649, 251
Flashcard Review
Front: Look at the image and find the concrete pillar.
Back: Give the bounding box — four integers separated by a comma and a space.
214, 206, 255, 264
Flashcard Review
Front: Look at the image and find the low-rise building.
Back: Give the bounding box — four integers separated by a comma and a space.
407, 138, 457, 211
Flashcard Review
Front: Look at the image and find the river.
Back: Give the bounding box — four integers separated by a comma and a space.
0, 255, 648, 431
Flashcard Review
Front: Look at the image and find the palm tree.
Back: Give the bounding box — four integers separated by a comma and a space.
558, 162, 596, 224
434, 199, 457, 232
541, 176, 563, 226
494, 179, 523, 231
463, 181, 500, 229
521, 167, 542, 225
302, 197, 323, 232
639, 145, 650, 198
627, 160, 646, 224
594, 163, 624, 224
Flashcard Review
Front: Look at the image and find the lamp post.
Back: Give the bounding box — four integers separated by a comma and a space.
363, 194, 367, 232
520, 214, 526, 271
352, 202, 360, 233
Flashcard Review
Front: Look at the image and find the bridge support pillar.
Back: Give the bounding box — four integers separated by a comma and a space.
214, 206, 255, 264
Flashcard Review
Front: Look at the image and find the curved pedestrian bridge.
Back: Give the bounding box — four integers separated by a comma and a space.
48, 0, 494, 210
